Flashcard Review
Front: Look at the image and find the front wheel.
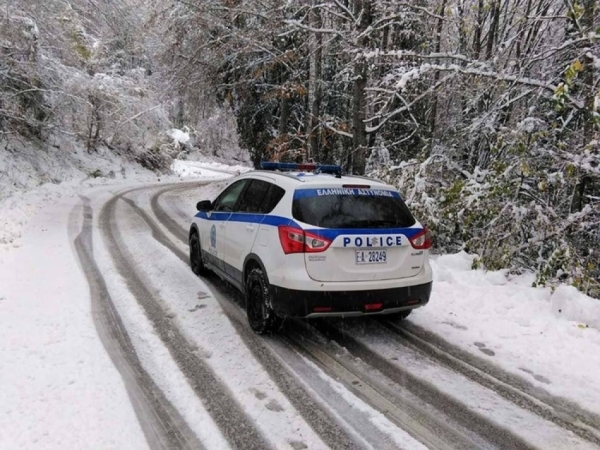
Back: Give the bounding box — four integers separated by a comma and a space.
246, 268, 281, 334
189, 232, 207, 275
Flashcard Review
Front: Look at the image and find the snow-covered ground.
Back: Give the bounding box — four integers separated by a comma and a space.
0, 186, 149, 450
0, 158, 238, 449
1, 155, 600, 448
410, 252, 600, 416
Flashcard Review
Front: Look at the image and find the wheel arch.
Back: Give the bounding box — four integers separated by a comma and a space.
243, 253, 269, 289
189, 223, 199, 239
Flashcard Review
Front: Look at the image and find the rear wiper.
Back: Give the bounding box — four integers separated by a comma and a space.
350, 220, 399, 228
371, 220, 399, 228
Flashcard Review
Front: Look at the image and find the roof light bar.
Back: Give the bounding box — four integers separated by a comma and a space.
260, 162, 342, 175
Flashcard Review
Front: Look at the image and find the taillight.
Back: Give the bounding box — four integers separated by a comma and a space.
278, 226, 332, 254
304, 231, 332, 253
409, 228, 432, 250
278, 226, 305, 254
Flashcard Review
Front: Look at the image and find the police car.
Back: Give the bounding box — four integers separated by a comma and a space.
189, 162, 433, 334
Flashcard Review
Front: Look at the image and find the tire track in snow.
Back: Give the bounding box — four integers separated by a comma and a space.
302, 319, 534, 450
100, 189, 270, 450
384, 320, 600, 446
311, 318, 600, 450
155, 182, 600, 450
153, 183, 537, 449
71, 195, 205, 450
151, 184, 594, 449
151, 184, 506, 449
141, 186, 367, 449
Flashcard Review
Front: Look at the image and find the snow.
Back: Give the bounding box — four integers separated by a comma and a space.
2, 143, 600, 447
170, 160, 250, 180
410, 251, 600, 417
0, 189, 148, 450
0, 135, 160, 247
167, 128, 191, 145
113, 193, 328, 449
0, 155, 239, 449
88, 189, 230, 450
0, 135, 237, 248
171, 159, 251, 177
303, 357, 428, 450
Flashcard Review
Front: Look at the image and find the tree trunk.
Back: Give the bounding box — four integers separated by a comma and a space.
279, 95, 289, 136
368, 24, 390, 149
351, 0, 372, 175
582, 0, 597, 147
485, 0, 500, 61
473, 0, 484, 59
429, 0, 448, 143
307, 2, 322, 162
572, 0, 597, 212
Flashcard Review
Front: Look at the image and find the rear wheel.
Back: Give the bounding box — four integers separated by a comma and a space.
396, 309, 412, 320
246, 268, 281, 334
378, 309, 412, 322
189, 231, 207, 275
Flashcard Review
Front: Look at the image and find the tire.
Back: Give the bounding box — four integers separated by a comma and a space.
189, 231, 207, 275
396, 309, 412, 320
246, 268, 281, 334
378, 309, 411, 321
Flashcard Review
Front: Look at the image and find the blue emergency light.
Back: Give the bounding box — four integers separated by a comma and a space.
260, 162, 342, 175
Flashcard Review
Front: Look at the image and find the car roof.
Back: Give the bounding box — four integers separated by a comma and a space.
242, 170, 390, 190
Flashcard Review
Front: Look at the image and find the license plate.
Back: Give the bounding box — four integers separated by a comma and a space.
355, 250, 387, 265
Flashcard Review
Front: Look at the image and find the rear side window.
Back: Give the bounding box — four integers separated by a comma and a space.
238, 180, 271, 213
260, 184, 285, 213
237, 180, 285, 214
292, 188, 416, 229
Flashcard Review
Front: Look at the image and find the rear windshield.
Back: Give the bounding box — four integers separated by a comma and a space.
292, 188, 416, 229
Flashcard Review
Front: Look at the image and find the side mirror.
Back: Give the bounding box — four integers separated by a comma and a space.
196, 200, 213, 212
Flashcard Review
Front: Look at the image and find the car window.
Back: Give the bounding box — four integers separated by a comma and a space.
238, 180, 271, 213
260, 184, 285, 214
213, 180, 248, 212
292, 188, 416, 229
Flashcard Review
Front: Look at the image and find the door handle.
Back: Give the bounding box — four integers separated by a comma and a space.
246, 225, 255, 232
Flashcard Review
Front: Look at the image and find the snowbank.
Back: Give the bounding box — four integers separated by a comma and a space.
411, 252, 600, 416
0, 137, 242, 248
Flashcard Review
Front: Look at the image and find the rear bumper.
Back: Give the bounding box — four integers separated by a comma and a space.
269, 282, 432, 318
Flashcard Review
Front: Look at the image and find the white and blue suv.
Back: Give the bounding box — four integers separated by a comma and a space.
189, 162, 433, 333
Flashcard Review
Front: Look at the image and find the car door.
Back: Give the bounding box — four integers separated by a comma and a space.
224, 178, 274, 285
202, 179, 249, 275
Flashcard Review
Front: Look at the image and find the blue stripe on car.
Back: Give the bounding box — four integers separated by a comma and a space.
195, 211, 300, 228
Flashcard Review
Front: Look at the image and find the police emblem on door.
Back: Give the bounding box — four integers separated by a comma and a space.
210, 224, 217, 248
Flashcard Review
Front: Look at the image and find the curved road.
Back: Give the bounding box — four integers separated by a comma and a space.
69, 181, 600, 450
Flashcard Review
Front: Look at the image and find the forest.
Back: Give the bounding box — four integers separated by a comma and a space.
1, 0, 598, 296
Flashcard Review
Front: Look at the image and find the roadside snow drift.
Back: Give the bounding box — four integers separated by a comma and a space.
411, 251, 600, 416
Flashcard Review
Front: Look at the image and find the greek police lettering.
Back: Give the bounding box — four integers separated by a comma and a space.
317, 188, 356, 196
315, 188, 395, 197
357, 189, 394, 197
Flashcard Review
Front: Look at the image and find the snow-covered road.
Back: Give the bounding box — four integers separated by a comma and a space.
2, 166, 600, 449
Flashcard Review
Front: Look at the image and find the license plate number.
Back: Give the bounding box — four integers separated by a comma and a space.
355, 250, 387, 265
